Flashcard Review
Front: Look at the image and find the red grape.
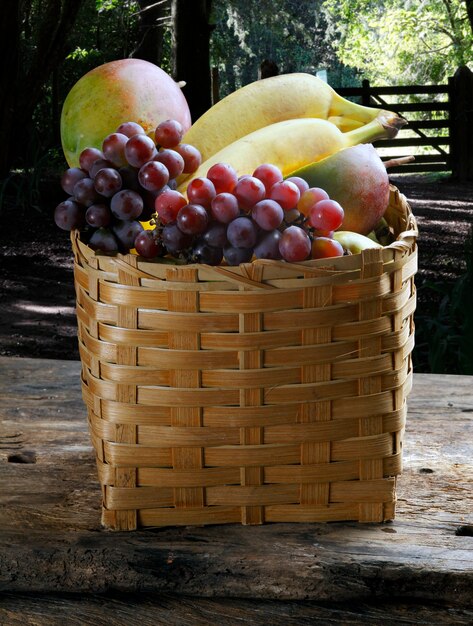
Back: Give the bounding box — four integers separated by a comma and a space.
116, 121, 145, 138
251, 199, 284, 231
227, 216, 258, 248
298, 187, 329, 216
252, 163, 283, 194
138, 160, 169, 192
206, 162, 238, 194
233, 176, 265, 210
177, 203, 209, 235
61, 168, 87, 195
102, 132, 129, 167
311, 236, 344, 259
134, 230, 165, 258
54, 199, 85, 231
308, 199, 344, 231
125, 134, 157, 168
279, 225, 311, 262
285, 176, 309, 196
154, 149, 185, 179
186, 177, 216, 208
155, 119, 184, 148
73, 178, 101, 207
79, 147, 104, 172
211, 193, 240, 224
175, 143, 202, 173
155, 189, 187, 224
268, 180, 300, 211
93, 168, 122, 197
110, 189, 144, 220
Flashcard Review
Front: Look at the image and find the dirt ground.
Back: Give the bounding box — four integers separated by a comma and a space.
0, 173, 472, 366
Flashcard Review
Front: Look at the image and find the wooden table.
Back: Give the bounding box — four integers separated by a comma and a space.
1, 356, 472, 625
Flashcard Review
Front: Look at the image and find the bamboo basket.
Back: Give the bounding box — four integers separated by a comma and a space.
72, 185, 417, 530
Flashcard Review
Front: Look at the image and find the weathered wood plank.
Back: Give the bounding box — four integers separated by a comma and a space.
0, 357, 472, 606
0, 593, 472, 626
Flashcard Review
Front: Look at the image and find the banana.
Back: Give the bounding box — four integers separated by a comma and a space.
333, 231, 383, 254
182, 73, 405, 163
177, 114, 401, 193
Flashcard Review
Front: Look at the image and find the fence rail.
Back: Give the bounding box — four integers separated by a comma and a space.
337, 80, 451, 174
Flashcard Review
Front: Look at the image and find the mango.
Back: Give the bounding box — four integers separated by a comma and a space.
60, 59, 192, 167
287, 144, 390, 235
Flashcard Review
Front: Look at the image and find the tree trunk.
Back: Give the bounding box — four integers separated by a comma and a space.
171, 0, 213, 122
464, 1, 473, 34
132, 0, 170, 66
0, 0, 84, 177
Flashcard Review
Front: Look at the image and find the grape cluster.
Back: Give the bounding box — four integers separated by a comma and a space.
149, 162, 346, 265
55, 121, 346, 264
54, 119, 202, 256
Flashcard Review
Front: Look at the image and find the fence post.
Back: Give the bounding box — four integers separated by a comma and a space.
450, 66, 473, 181
362, 79, 371, 106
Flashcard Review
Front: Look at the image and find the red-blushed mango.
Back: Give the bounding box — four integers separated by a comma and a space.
60, 59, 191, 167
287, 144, 390, 235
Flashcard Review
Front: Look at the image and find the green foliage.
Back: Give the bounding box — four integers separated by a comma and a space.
323, 0, 473, 84
210, 0, 360, 98
414, 226, 473, 374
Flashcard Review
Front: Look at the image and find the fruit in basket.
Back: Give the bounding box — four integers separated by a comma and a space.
177, 116, 395, 192
60, 59, 192, 167
288, 144, 390, 235
333, 231, 382, 253
182, 73, 406, 164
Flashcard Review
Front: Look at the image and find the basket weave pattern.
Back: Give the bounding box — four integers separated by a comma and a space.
72, 186, 417, 530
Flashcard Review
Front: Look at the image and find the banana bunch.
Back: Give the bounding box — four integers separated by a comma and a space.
178, 73, 405, 191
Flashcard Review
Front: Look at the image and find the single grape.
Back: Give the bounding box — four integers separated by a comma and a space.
79, 147, 104, 172
88, 228, 119, 252
252, 163, 283, 194
116, 121, 145, 138
177, 203, 209, 235
138, 160, 169, 192
233, 176, 265, 210
298, 187, 330, 216
206, 162, 238, 194
61, 167, 87, 195
73, 178, 101, 207
202, 222, 228, 248
93, 167, 122, 198
223, 245, 253, 265
227, 216, 258, 248
155, 119, 184, 148
175, 143, 202, 173
311, 236, 344, 259
186, 177, 216, 208
102, 132, 129, 167
251, 199, 284, 231
285, 176, 310, 196
191, 239, 224, 265
85, 203, 112, 228
134, 230, 165, 258
89, 158, 114, 180
112, 219, 144, 251
154, 149, 185, 179
308, 199, 344, 232
54, 199, 85, 231
254, 230, 283, 260
154, 189, 188, 224
268, 180, 300, 211
279, 225, 311, 262
162, 222, 193, 254
110, 189, 144, 220
125, 134, 157, 168
210, 192, 240, 224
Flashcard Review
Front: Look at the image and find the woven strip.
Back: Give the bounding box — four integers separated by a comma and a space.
72, 185, 417, 530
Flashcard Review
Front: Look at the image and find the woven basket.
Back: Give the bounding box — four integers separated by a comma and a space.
72, 184, 417, 530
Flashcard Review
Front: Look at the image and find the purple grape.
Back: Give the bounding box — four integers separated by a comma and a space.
79, 147, 104, 172
54, 199, 85, 231
254, 230, 283, 260
125, 134, 157, 168
61, 168, 87, 195
102, 132, 129, 167
138, 160, 169, 192
153, 149, 185, 179
89, 158, 114, 179
118, 166, 141, 191
161, 222, 193, 255
202, 222, 228, 248
110, 189, 144, 220
192, 240, 223, 265
85, 203, 112, 228
116, 121, 145, 138
73, 178, 101, 207
93, 168, 122, 198
176, 203, 209, 235
134, 230, 165, 258
223, 245, 254, 266
88, 228, 119, 252
226, 217, 258, 249
279, 225, 311, 262
251, 199, 284, 231
112, 220, 144, 251
211, 193, 240, 224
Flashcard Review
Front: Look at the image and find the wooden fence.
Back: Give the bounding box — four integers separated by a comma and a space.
337, 66, 473, 179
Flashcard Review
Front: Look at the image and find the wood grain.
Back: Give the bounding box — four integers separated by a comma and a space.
0, 357, 472, 608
